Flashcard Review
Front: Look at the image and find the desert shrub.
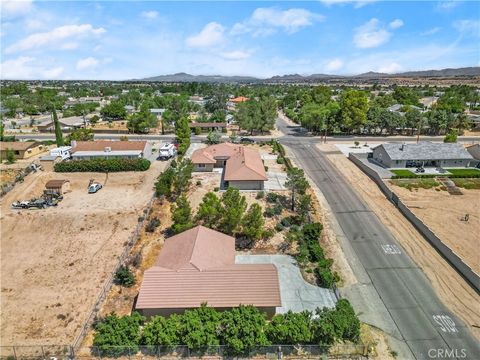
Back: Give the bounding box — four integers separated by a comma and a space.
256, 190, 265, 199
114, 265, 135, 287
214, 186, 220, 192
276, 157, 284, 164
275, 223, 284, 232
55, 158, 150, 172
262, 228, 275, 239
146, 218, 160, 232
280, 217, 291, 227
196, 180, 202, 186
266, 192, 278, 203
264, 207, 276, 218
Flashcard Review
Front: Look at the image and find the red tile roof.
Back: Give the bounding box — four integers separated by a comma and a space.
191, 144, 267, 181
136, 226, 281, 310
71, 141, 147, 153
231, 96, 249, 104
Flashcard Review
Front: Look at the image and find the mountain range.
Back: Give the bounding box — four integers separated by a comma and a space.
139, 67, 480, 83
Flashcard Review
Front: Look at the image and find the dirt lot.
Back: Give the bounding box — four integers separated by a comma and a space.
0, 160, 167, 346
317, 144, 480, 339
389, 184, 480, 274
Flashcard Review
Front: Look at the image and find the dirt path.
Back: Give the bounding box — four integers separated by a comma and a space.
317, 144, 480, 340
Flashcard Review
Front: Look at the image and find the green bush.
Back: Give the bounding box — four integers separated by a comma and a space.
266, 192, 278, 203
256, 190, 265, 199
55, 158, 150, 172
93, 312, 144, 357
275, 223, 284, 232
262, 228, 275, 239
194, 127, 201, 135
114, 265, 135, 287
264, 207, 276, 217
276, 157, 284, 164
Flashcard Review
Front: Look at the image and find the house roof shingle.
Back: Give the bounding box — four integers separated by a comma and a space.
374, 142, 474, 161
71, 140, 147, 153
136, 225, 281, 310
0, 141, 41, 151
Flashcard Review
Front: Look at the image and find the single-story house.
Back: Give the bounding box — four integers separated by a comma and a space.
44, 179, 70, 195
372, 142, 474, 168
37, 116, 89, 133
191, 143, 267, 190
188, 96, 207, 106
150, 108, 166, 118
0, 141, 45, 160
189, 122, 226, 132
227, 96, 249, 111
70, 140, 151, 160
136, 226, 281, 318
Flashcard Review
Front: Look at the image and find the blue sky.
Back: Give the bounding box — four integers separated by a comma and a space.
1, 0, 479, 80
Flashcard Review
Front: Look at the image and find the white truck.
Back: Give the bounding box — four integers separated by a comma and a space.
158, 143, 177, 160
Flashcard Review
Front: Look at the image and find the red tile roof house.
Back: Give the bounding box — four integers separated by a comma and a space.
191, 143, 267, 190
136, 226, 281, 318
70, 140, 152, 160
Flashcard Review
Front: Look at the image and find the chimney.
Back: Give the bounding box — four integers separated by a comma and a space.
104, 146, 112, 152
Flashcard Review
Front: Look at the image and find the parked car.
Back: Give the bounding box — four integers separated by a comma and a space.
88, 182, 103, 193
240, 137, 255, 144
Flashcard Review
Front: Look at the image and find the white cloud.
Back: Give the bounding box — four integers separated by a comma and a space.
141, 11, 159, 19
220, 50, 252, 60
421, 27, 441, 36
231, 7, 324, 36
319, 0, 377, 8
325, 58, 343, 72
186, 22, 225, 48
76, 57, 99, 71
436, 1, 460, 11
389, 19, 404, 29
353, 18, 391, 48
1, 0, 33, 19
0, 56, 64, 79
60, 42, 79, 50
377, 62, 402, 73
6, 24, 106, 54
453, 20, 480, 36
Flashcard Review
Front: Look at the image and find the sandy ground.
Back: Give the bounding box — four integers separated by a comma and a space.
0, 160, 167, 346
317, 143, 480, 340
389, 184, 480, 274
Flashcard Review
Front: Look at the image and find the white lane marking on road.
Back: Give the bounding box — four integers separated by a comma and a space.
433, 315, 458, 333
381, 244, 402, 255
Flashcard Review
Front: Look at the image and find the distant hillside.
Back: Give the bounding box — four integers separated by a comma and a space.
138, 67, 479, 83
140, 72, 258, 83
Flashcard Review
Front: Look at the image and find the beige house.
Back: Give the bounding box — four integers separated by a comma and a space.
0, 141, 45, 160
71, 140, 152, 160
136, 226, 281, 318
191, 143, 267, 190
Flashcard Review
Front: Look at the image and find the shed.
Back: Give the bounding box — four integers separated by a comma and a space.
45, 179, 70, 195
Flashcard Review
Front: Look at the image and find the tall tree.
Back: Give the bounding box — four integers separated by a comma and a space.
175, 116, 191, 155
285, 167, 309, 211
339, 90, 369, 132
219, 187, 247, 235
171, 195, 193, 234
195, 192, 223, 229
173, 159, 193, 195
52, 107, 64, 146
241, 203, 265, 241
127, 110, 158, 133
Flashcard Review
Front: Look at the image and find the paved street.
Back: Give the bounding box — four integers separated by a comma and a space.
277, 117, 480, 360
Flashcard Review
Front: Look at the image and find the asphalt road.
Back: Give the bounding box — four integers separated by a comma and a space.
277, 117, 480, 360
13, 132, 480, 144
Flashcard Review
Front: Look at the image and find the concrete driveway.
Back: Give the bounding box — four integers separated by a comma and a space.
235, 255, 337, 314
265, 171, 287, 190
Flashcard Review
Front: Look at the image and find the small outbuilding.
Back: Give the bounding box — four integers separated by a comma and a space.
44, 179, 70, 195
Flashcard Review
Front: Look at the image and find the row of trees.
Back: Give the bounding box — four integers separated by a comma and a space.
171, 188, 265, 243
283, 85, 477, 135
93, 301, 360, 356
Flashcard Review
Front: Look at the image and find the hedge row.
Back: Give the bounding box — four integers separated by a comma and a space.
93, 302, 360, 357
54, 158, 151, 172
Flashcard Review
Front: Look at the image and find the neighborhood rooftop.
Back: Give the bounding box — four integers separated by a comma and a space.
71, 140, 147, 153
0, 141, 41, 151
136, 226, 281, 311
373, 142, 474, 161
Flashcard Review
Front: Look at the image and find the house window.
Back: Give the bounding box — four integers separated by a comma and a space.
198, 164, 206, 168
14, 151, 20, 155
